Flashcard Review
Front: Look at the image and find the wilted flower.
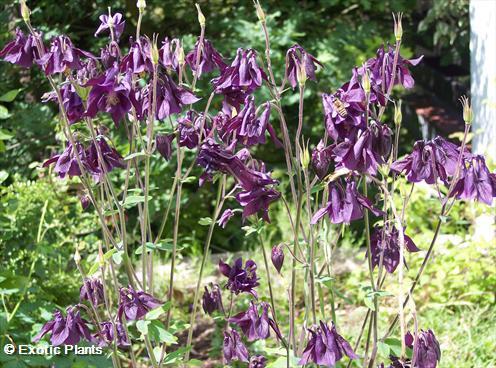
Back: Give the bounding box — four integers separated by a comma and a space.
409, 329, 441, 368
311, 179, 382, 225
79, 278, 104, 307
229, 301, 282, 341
271, 244, 284, 273
391, 136, 461, 185
285, 44, 322, 89
333, 122, 392, 175
186, 38, 227, 77
249, 355, 267, 368
155, 133, 175, 161
311, 140, 333, 179
33, 307, 92, 346
217, 209, 235, 228
298, 321, 358, 367
117, 286, 162, 321
95, 12, 125, 40
223, 329, 249, 364
0, 28, 39, 67
43, 141, 85, 178
219, 258, 259, 297
202, 284, 224, 315
450, 155, 496, 205
370, 226, 420, 273
94, 321, 130, 348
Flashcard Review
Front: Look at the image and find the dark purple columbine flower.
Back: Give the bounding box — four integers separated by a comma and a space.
221, 95, 281, 147
212, 48, 268, 107
229, 301, 282, 341
43, 141, 85, 178
159, 37, 181, 72
197, 138, 237, 178
219, 258, 259, 297
101, 42, 121, 69
80, 194, 91, 210
271, 244, 284, 273
362, 45, 423, 92
223, 329, 249, 364
86, 136, 125, 181
311, 140, 333, 180
80, 278, 104, 307
155, 133, 175, 161
37, 35, 94, 75
120, 37, 152, 74
60, 83, 84, 124
299, 321, 358, 367
202, 283, 224, 315
0, 28, 39, 67
118, 286, 162, 321
311, 179, 382, 225
285, 44, 322, 88
391, 136, 461, 185
217, 209, 235, 228
450, 155, 496, 205
370, 226, 420, 273
95, 12, 125, 40
186, 38, 227, 77
322, 71, 366, 141
235, 187, 281, 223
333, 122, 392, 176
85, 65, 133, 126
33, 307, 92, 346
409, 329, 441, 368
177, 111, 203, 149
94, 321, 130, 348
249, 355, 268, 368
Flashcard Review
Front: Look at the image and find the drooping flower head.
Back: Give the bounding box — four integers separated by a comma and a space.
311, 140, 333, 180
202, 283, 224, 315
408, 329, 441, 368
298, 321, 358, 367
229, 301, 282, 341
33, 307, 92, 346
155, 133, 175, 161
271, 244, 284, 273
223, 329, 249, 364
249, 355, 267, 368
217, 209, 235, 228
235, 187, 281, 223
0, 28, 39, 67
43, 141, 86, 179
95, 12, 125, 40
219, 258, 259, 297
370, 225, 420, 273
94, 321, 130, 348
285, 44, 322, 88
79, 278, 104, 307
159, 37, 181, 72
117, 286, 162, 321
186, 38, 227, 77
119, 37, 152, 74
86, 136, 125, 181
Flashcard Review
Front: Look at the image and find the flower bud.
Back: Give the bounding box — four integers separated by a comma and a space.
300, 142, 310, 169
394, 12, 403, 42
460, 95, 473, 125
297, 61, 307, 87
271, 244, 284, 273
80, 194, 91, 210
98, 245, 105, 268
177, 44, 185, 66
254, 0, 266, 23
151, 36, 159, 65
20, 0, 31, 22
195, 3, 206, 27
361, 65, 371, 95
394, 100, 402, 126
136, 0, 146, 10
74, 247, 81, 265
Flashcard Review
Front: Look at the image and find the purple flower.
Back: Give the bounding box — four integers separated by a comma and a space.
285, 44, 322, 88
178, 111, 202, 149
120, 37, 152, 74
311, 140, 333, 180
322, 71, 366, 141
391, 136, 461, 185
159, 37, 181, 72
298, 321, 358, 367
235, 187, 280, 223
186, 38, 227, 77
80, 278, 104, 307
33, 307, 92, 346
37, 35, 94, 75
229, 301, 282, 341
155, 133, 175, 161
219, 258, 259, 297
370, 226, 420, 273
117, 286, 162, 321
43, 141, 85, 178
59, 83, 84, 124
95, 12, 125, 40
217, 209, 235, 228
80, 194, 91, 210
86, 136, 125, 180
202, 284, 224, 315
212, 48, 268, 107
410, 330, 441, 368
333, 122, 392, 175
271, 244, 284, 273
0, 28, 39, 67
223, 329, 249, 364
451, 155, 496, 205
249, 355, 268, 368
100, 42, 121, 69
85, 65, 133, 126
311, 179, 382, 225
94, 321, 130, 348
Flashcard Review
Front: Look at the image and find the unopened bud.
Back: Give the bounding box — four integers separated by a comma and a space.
460, 96, 473, 125
195, 3, 206, 27
137, 0, 146, 10
20, 0, 31, 22
300, 139, 310, 169
393, 12, 403, 42
151, 36, 159, 65
394, 100, 402, 126
254, 0, 266, 23
177, 44, 185, 66
74, 248, 81, 265
98, 246, 105, 268
361, 66, 371, 95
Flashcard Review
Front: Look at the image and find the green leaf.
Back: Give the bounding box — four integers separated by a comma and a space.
162, 347, 190, 365
181, 176, 197, 183
377, 341, 390, 357
384, 338, 403, 357
87, 248, 117, 275
198, 217, 212, 226
0, 105, 10, 120
121, 195, 150, 209
364, 295, 375, 311
0, 89, 23, 102
0, 129, 13, 140
124, 151, 148, 161
112, 251, 124, 265
145, 302, 171, 320
136, 320, 151, 335
0, 171, 8, 184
